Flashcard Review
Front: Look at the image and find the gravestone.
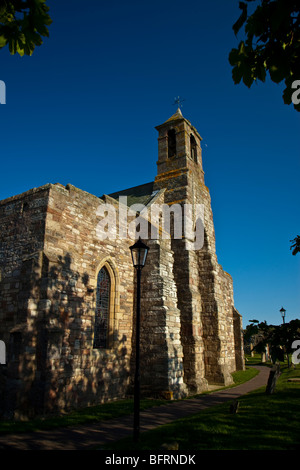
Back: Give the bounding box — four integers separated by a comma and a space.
266, 364, 280, 394
229, 400, 239, 414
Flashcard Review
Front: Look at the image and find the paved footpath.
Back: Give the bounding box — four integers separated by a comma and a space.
0, 366, 270, 450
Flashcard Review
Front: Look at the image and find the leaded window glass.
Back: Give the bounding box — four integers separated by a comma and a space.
93, 266, 110, 349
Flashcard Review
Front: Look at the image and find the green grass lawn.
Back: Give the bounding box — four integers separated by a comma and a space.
2, 361, 299, 451
0, 397, 168, 435
104, 364, 300, 451
0, 363, 257, 435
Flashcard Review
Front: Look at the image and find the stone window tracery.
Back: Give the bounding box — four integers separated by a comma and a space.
93, 266, 111, 349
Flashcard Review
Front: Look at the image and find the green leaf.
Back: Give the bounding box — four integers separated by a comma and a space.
282, 84, 292, 105
0, 35, 7, 48
228, 47, 240, 66
232, 65, 243, 84
242, 67, 254, 87
232, 1, 248, 36
255, 64, 266, 82
8, 37, 16, 54
0, 0, 52, 56
239, 40, 246, 55
269, 65, 285, 83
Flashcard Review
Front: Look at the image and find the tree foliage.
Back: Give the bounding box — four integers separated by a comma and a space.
0, 0, 51, 56
229, 0, 300, 111
290, 235, 300, 255
244, 319, 300, 363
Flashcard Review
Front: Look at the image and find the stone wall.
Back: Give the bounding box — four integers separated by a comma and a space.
0, 185, 50, 418
139, 237, 187, 398
36, 184, 135, 415
0, 183, 136, 418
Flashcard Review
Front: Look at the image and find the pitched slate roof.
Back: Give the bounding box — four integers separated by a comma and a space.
107, 181, 159, 207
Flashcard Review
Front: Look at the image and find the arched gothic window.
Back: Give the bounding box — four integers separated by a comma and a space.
93, 266, 111, 349
190, 134, 197, 162
168, 129, 176, 158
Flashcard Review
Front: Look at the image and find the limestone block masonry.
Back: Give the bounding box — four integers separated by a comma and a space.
0, 109, 244, 419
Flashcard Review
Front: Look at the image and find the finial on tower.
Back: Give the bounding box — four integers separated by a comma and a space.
173, 96, 185, 110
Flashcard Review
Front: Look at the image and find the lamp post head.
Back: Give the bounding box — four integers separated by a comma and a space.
129, 237, 149, 269
280, 307, 286, 321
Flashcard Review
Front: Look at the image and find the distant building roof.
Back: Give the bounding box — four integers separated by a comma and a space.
107, 181, 159, 207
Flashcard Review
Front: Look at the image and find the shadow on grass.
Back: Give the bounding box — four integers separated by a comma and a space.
0, 398, 169, 435
0, 365, 258, 435
105, 367, 300, 451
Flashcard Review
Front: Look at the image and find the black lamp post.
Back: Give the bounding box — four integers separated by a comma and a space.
280, 307, 290, 367
280, 307, 286, 324
129, 237, 149, 442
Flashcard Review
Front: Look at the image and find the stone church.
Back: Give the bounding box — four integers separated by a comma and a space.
0, 108, 244, 419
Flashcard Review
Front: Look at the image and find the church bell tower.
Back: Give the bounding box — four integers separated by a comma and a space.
151, 107, 238, 392
154, 107, 205, 204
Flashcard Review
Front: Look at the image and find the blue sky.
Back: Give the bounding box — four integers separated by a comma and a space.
0, 0, 299, 327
